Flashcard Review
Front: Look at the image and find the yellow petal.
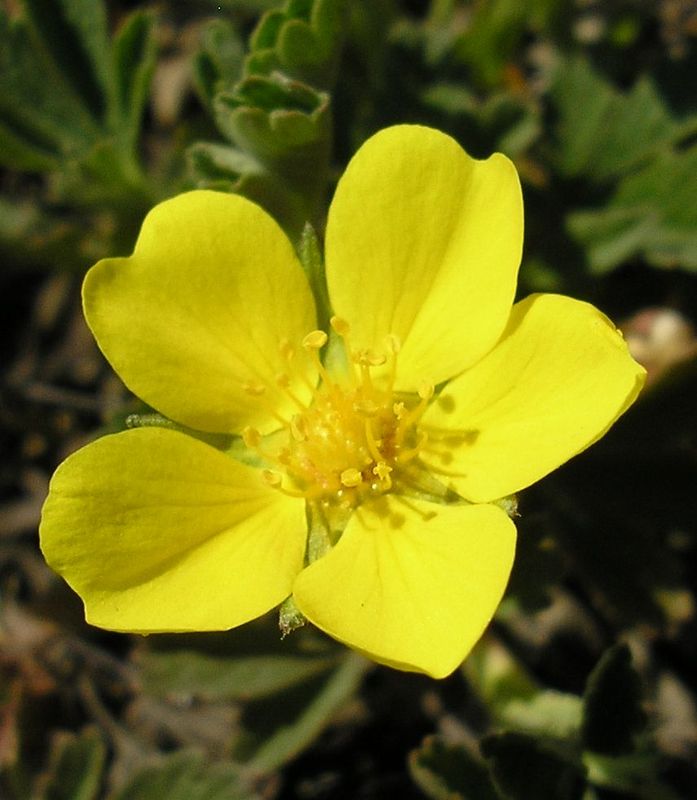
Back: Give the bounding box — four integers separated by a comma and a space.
293, 496, 516, 678
421, 294, 646, 502
83, 191, 317, 434
39, 428, 307, 632
325, 125, 523, 389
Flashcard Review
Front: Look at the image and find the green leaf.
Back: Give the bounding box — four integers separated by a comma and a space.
501, 692, 583, 740
409, 735, 499, 800
188, 142, 261, 183
550, 57, 695, 182
22, 0, 110, 117
38, 727, 106, 800
111, 12, 157, 150
251, 10, 285, 50
581, 644, 647, 756
450, 0, 530, 87
583, 751, 682, 800
0, 12, 100, 159
240, 652, 369, 773
567, 146, 697, 272
109, 752, 256, 800
138, 649, 338, 701
0, 118, 58, 171
422, 86, 540, 158
481, 732, 587, 800
192, 19, 245, 106
463, 639, 538, 717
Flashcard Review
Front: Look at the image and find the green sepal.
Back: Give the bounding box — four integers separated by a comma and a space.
126, 413, 233, 453
194, 72, 331, 235
247, 0, 347, 89
298, 221, 330, 333
278, 595, 307, 637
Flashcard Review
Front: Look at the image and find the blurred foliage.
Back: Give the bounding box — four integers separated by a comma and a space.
413, 644, 677, 800
0, 0, 162, 270
2, 0, 697, 798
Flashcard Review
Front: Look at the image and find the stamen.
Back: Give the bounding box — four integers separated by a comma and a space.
396, 380, 435, 444
358, 357, 376, 394
364, 418, 384, 464
340, 468, 362, 488
279, 337, 319, 396
359, 349, 387, 367
373, 461, 393, 489
393, 401, 406, 419
330, 316, 359, 387
418, 380, 434, 401
261, 469, 282, 487
243, 426, 293, 471
264, 326, 434, 504
242, 426, 262, 448
303, 329, 336, 392
330, 316, 350, 337
353, 399, 380, 416
303, 330, 328, 350
261, 468, 323, 499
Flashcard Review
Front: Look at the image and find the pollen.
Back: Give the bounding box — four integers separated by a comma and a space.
244, 321, 433, 506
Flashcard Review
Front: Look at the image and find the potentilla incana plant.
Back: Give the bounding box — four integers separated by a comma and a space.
39, 126, 645, 678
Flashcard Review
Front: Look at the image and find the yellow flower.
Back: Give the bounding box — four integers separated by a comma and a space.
39, 126, 645, 678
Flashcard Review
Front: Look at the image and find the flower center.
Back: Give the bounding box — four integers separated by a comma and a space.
242, 317, 432, 507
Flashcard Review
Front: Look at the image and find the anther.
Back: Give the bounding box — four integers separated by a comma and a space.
353, 399, 380, 416
261, 469, 282, 487
373, 462, 392, 481
242, 426, 262, 448
302, 330, 328, 350
357, 349, 386, 367
393, 401, 406, 419
340, 468, 363, 488
330, 316, 350, 336
418, 380, 434, 401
